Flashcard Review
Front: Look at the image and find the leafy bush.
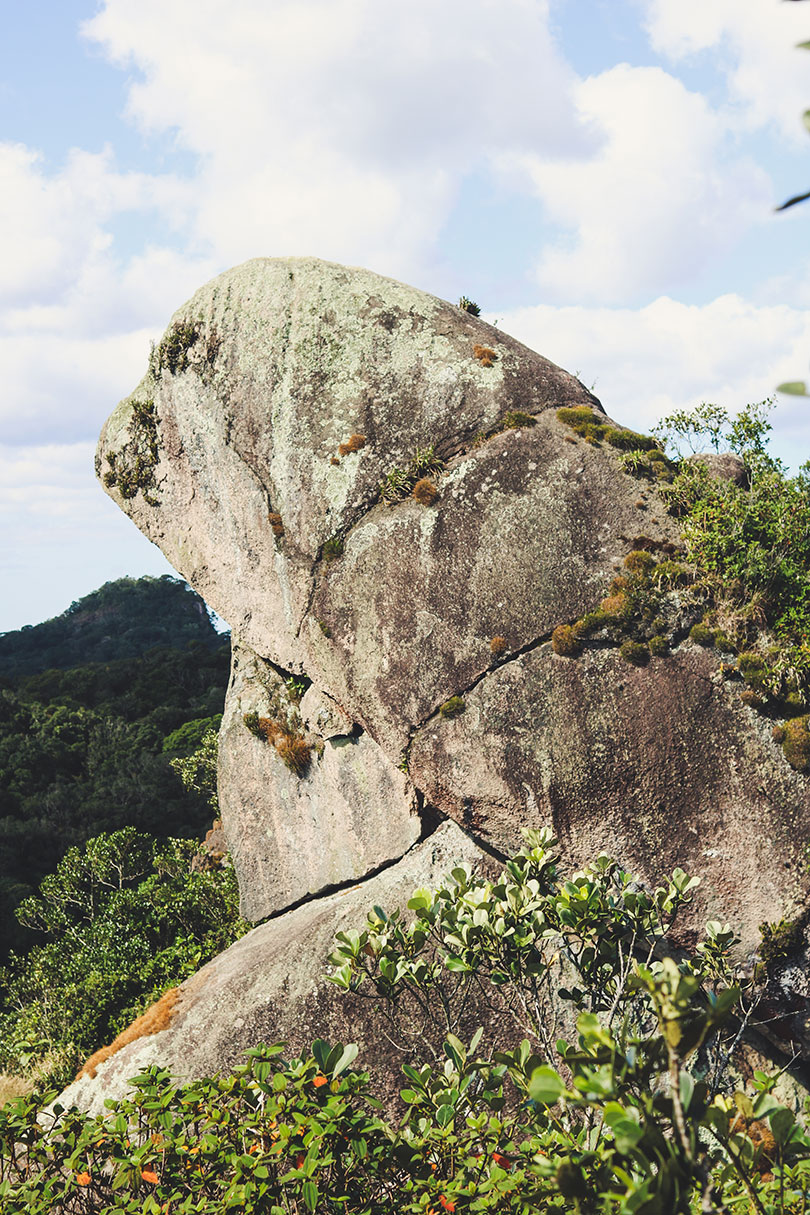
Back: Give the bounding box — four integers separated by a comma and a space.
0, 828, 248, 1087
4, 832, 810, 1212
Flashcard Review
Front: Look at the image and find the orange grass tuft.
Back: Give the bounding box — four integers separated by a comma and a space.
77, 987, 181, 1080
490, 636, 507, 656
412, 477, 439, 505
257, 717, 283, 744
275, 733, 311, 777
338, 434, 366, 456
473, 344, 496, 367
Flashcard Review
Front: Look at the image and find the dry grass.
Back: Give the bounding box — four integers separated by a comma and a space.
473, 344, 496, 367
338, 434, 366, 456
257, 717, 283, 744
0, 1073, 35, 1107
490, 636, 507, 656
276, 733, 311, 777
268, 512, 284, 537
77, 987, 181, 1080
412, 478, 439, 505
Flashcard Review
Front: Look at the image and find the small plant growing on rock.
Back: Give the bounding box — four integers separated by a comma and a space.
379, 446, 444, 504
244, 713, 312, 776
624, 549, 656, 575
604, 427, 661, 452
322, 535, 344, 561
102, 398, 161, 505
551, 624, 583, 657
738, 651, 769, 691
782, 714, 810, 771
489, 635, 507, 656
649, 634, 670, 657
268, 511, 284, 537
338, 434, 366, 457
412, 477, 439, 505
458, 295, 481, 315
439, 696, 465, 718
276, 733, 312, 777
619, 639, 650, 666
690, 622, 715, 647
473, 343, 496, 367
500, 410, 537, 430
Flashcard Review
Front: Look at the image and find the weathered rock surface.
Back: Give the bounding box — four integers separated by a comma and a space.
97, 257, 599, 673
687, 451, 749, 487
58, 823, 506, 1117
94, 255, 810, 1083
409, 643, 810, 952
301, 414, 664, 757
220, 642, 420, 919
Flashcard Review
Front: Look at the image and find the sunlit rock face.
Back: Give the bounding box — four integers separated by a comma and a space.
98, 254, 810, 967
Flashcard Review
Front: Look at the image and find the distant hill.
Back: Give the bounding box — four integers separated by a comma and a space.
0, 576, 231, 962
0, 576, 227, 683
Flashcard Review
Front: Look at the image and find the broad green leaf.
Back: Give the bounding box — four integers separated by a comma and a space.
332, 1043, 358, 1076
769, 1105, 796, 1145
302, 1180, 319, 1212
611, 1117, 645, 1154
311, 1040, 330, 1069
679, 1071, 694, 1114
528, 1065, 565, 1105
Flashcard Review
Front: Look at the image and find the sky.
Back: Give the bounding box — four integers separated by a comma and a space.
2, 0, 810, 633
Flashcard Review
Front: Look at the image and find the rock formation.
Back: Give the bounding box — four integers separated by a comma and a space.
79, 256, 810, 1104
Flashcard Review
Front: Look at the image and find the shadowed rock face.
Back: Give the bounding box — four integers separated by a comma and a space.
56, 823, 507, 1118
91, 256, 810, 1102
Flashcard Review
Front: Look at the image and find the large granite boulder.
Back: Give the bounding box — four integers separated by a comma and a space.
97, 254, 809, 981
57, 823, 510, 1117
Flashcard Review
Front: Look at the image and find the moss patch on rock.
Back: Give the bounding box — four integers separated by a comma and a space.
102, 398, 161, 506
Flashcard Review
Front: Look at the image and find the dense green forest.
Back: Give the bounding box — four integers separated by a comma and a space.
0, 576, 231, 962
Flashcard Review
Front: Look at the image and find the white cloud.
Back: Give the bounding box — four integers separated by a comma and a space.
0, 442, 177, 632
0, 143, 191, 311
495, 292, 810, 468
642, 0, 810, 140
510, 64, 772, 303
82, 0, 594, 278
0, 141, 217, 445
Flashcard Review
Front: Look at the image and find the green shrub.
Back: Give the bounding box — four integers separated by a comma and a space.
551, 624, 583, 657
649, 633, 669, 657
782, 715, 810, 771
0, 829, 248, 1087
4, 834, 810, 1212
690, 623, 715, 647
619, 639, 650, 666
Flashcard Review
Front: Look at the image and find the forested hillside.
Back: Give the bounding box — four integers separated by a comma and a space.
0, 576, 231, 961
